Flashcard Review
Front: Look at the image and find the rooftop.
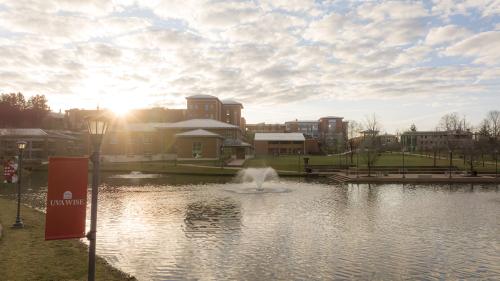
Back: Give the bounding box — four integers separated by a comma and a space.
320, 116, 344, 120
175, 129, 222, 138
157, 119, 238, 129
0, 128, 48, 137
285, 120, 318, 123
221, 99, 243, 107
254, 133, 305, 141
186, 94, 218, 99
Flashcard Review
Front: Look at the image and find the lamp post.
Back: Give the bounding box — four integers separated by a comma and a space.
495, 148, 498, 179
12, 140, 27, 228
85, 115, 108, 281
448, 149, 453, 179
402, 147, 406, 179
356, 148, 359, 178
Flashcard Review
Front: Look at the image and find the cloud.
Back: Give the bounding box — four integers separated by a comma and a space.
0, 0, 498, 117
425, 25, 472, 45
444, 31, 500, 65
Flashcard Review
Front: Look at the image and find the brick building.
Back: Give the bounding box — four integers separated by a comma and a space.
254, 133, 306, 156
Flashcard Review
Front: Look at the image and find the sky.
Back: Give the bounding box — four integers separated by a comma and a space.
0, 0, 499, 133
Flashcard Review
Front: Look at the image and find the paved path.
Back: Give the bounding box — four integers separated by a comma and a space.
226, 159, 246, 167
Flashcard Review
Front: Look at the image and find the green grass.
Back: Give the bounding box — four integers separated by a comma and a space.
0, 198, 135, 281
245, 153, 499, 173
100, 162, 238, 175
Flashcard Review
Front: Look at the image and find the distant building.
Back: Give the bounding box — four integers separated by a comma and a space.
101, 119, 250, 162
285, 120, 319, 138
0, 128, 82, 162
253, 133, 306, 156
318, 116, 348, 152
185, 95, 244, 129
401, 130, 473, 152
246, 123, 286, 134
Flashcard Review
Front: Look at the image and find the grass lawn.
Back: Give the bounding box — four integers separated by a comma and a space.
99, 162, 238, 175
0, 198, 134, 281
246, 153, 498, 173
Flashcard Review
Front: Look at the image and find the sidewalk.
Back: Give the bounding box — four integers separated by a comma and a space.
344, 172, 500, 183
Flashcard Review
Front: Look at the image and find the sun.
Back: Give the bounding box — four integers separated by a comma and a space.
108, 101, 132, 117
110, 106, 130, 116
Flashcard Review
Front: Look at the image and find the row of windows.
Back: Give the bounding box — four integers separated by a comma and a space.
268, 141, 303, 144
109, 135, 153, 145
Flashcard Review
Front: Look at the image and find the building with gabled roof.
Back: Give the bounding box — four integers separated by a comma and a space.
0, 128, 82, 162
253, 133, 306, 156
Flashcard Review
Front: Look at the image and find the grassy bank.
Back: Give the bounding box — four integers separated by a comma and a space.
245, 153, 499, 173
0, 198, 135, 281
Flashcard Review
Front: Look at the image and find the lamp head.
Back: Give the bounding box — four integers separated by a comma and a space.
85, 113, 109, 147
17, 140, 27, 151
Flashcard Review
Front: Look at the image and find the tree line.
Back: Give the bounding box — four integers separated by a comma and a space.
345, 110, 499, 174
0, 93, 50, 128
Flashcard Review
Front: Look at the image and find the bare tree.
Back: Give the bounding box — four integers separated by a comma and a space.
361, 114, 382, 176
485, 110, 500, 139
438, 112, 471, 132
347, 120, 363, 164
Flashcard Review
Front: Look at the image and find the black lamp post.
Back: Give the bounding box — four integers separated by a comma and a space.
12, 140, 27, 229
495, 149, 498, 179
85, 115, 108, 281
402, 147, 406, 179
356, 148, 359, 178
448, 149, 453, 179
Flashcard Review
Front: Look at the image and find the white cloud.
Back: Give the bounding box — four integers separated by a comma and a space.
425, 25, 472, 45
0, 0, 498, 122
445, 31, 500, 65
357, 1, 429, 21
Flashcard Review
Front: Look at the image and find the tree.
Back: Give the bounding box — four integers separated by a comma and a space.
485, 110, 500, 138
0, 92, 50, 127
346, 120, 362, 164
360, 114, 382, 176
438, 112, 471, 132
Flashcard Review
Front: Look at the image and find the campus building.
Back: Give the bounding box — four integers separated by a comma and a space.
253, 133, 306, 156
0, 128, 82, 162
401, 130, 473, 152
318, 116, 348, 152
186, 95, 244, 130
96, 95, 250, 162
285, 120, 320, 138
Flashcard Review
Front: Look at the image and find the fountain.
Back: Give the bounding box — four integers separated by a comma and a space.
225, 167, 290, 194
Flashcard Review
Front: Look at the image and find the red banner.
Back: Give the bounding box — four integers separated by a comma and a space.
45, 157, 88, 240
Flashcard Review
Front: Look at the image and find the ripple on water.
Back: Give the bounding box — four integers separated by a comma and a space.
11, 176, 500, 281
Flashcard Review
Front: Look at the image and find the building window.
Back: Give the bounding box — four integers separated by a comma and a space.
194, 104, 198, 109
204, 104, 209, 111
143, 135, 152, 144
192, 142, 202, 158
109, 135, 118, 145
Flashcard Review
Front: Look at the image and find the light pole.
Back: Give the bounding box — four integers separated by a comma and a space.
402, 147, 406, 179
12, 140, 27, 229
448, 149, 453, 179
85, 115, 108, 281
495, 148, 498, 179
356, 148, 359, 178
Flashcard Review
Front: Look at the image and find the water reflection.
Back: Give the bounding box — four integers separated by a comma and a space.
1, 173, 499, 280
184, 197, 242, 236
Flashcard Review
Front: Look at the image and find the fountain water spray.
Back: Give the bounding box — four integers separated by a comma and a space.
236, 167, 279, 191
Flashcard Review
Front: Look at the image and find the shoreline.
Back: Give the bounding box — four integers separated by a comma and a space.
0, 198, 136, 281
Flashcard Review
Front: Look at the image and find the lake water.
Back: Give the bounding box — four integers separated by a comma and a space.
2, 172, 500, 280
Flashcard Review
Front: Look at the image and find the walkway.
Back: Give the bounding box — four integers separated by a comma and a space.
226, 159, 246, 167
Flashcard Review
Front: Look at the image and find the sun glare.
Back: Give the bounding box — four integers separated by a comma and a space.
110, 105, 130, 116
108, 102, 132, 117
